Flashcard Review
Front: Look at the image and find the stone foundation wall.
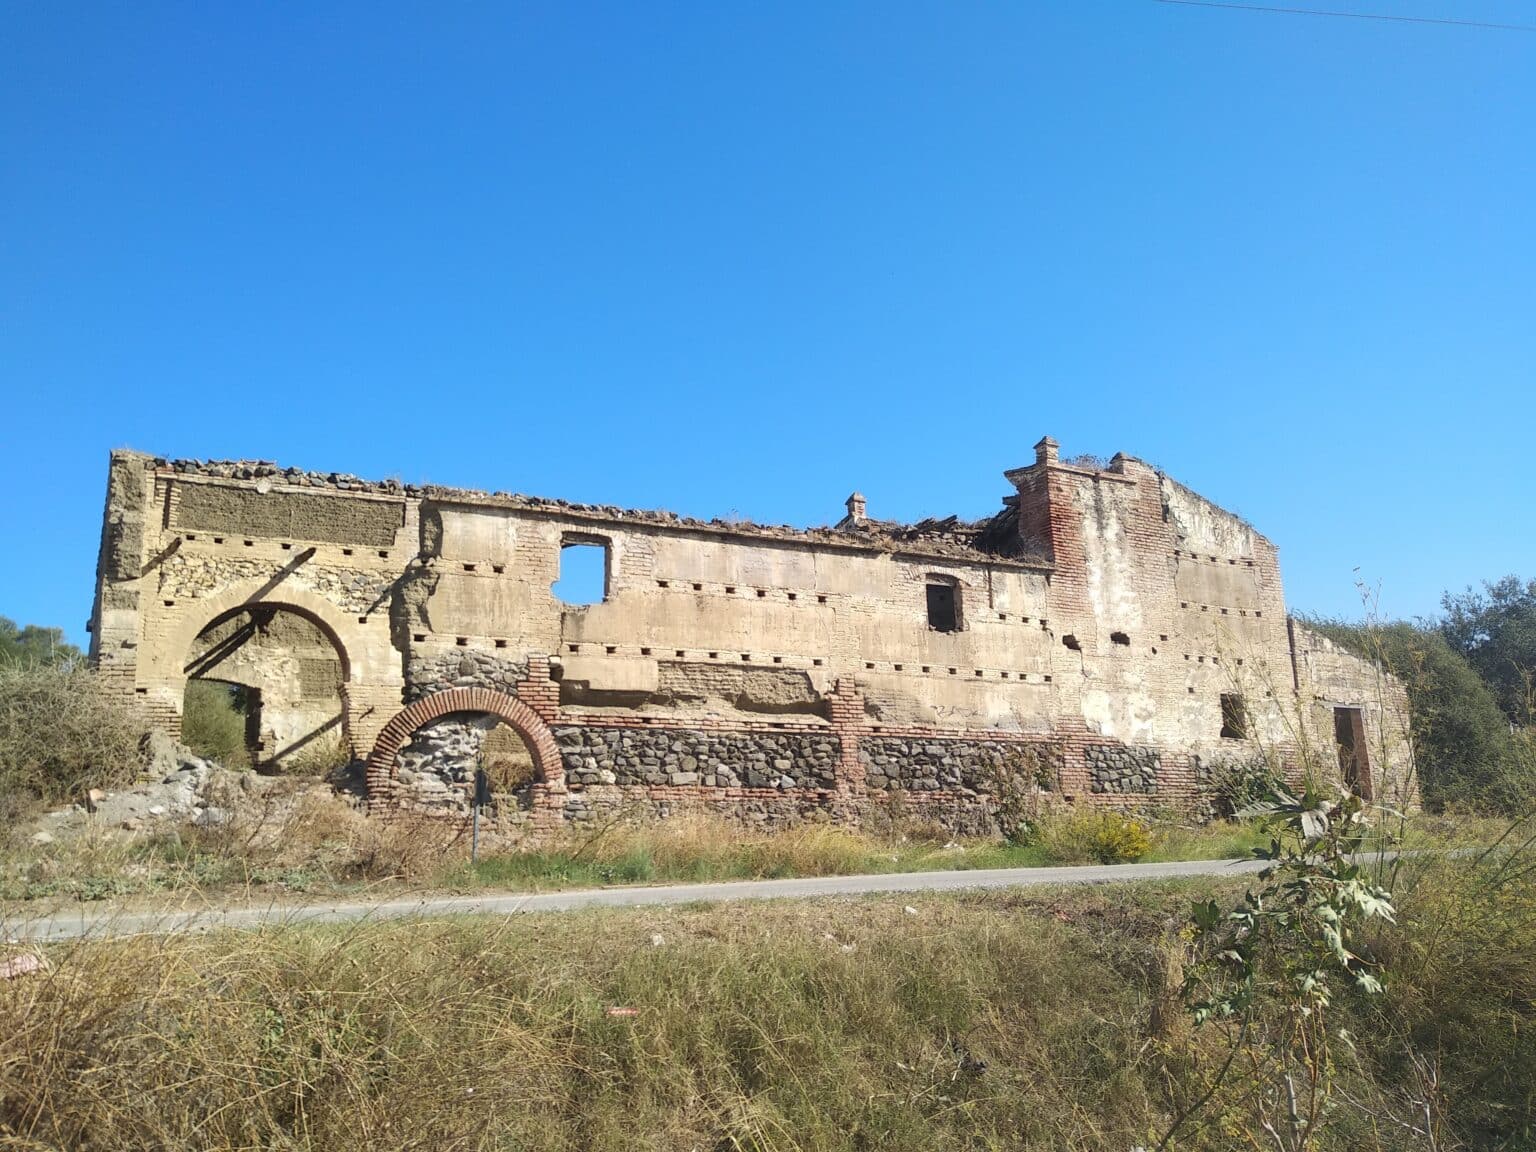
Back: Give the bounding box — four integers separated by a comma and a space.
407, 651, 529, 700
860, 736, 1063, 794
1086, 744, 1161, 794
554, 726, 840, 789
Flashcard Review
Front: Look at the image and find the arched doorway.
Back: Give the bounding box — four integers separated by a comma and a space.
183, 604, 348, 771
364, 687, 564, 809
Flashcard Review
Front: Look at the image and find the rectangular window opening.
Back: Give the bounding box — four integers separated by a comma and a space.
926, 582, 959, 632
1220, 693, 1248, 740
554, 538, 609, 605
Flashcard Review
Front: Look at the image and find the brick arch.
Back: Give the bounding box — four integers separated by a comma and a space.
364, 687, 564, 806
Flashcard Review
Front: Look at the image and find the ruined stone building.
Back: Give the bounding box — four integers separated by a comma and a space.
88, 439, 1414, 832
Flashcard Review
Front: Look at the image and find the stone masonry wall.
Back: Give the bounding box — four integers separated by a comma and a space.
860, 736, 1063, 794
555, 726, 840, 790
1086, 744, 1161, 794
407, 651, 530, 700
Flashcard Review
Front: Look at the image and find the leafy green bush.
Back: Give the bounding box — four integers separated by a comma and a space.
180, 679, 251, 768
0, 661, 143, 818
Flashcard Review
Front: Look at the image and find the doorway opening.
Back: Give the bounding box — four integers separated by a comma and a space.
1333, 706, 1372, 800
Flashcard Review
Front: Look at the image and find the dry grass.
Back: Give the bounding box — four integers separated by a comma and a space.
0, 887, 1211, 1150
4, 866, 1527, 1151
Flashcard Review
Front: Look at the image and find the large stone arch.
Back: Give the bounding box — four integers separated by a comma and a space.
149, 579, 404, 758
364, 687, 564, 807
162, 582, 365, 684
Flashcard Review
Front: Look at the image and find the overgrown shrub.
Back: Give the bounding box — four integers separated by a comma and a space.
1361, 818, 1536, 1148
1031, 807, 1152, 863
0, 662, 143, 817
1204, 755, 1286, 819
180, 679, 250, 767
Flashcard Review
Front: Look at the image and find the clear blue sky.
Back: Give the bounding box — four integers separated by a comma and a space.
4, 2, 1532, 646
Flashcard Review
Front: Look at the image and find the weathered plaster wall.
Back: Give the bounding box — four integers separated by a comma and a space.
89, 442, 1416, 828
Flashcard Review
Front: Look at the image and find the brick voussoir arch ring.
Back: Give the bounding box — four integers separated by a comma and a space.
364, 687, 564, 808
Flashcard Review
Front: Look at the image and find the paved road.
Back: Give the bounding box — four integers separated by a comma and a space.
3, 856, 1275, 943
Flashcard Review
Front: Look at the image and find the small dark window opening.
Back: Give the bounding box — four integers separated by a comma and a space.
1062, 634, 1081, 651
1110, 631, 1130, 646
926, 582, 959, 632
554, 537, 609, 605
1220, 693, 1248, 739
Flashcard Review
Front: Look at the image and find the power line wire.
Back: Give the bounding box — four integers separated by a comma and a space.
1154, 0, 1536, 32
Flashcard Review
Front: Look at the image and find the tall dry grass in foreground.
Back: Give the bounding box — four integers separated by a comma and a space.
0, 890, 1204, 1151
5, 863, 1532, 1152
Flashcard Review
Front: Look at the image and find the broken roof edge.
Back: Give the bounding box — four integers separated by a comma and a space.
425, 485, 1054, 571
995, 440, 1275, 550
130, 450, 1053, 572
